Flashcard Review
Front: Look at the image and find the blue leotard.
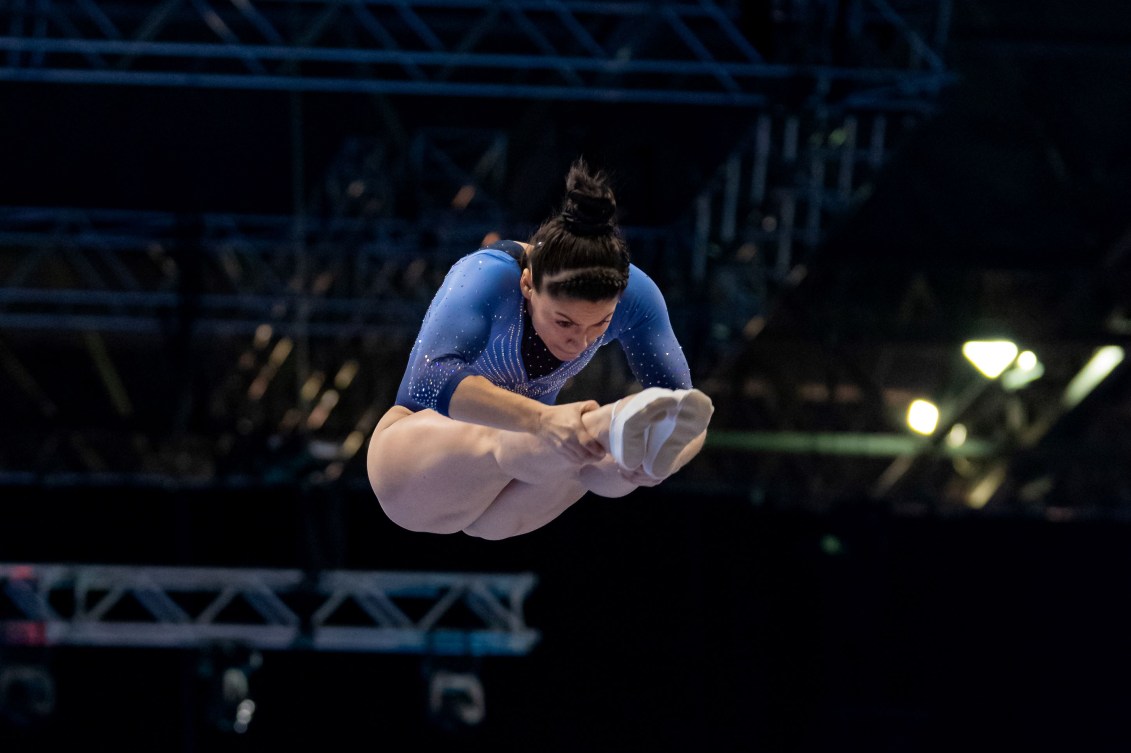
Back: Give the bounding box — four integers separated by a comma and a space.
395, 241, 691, 415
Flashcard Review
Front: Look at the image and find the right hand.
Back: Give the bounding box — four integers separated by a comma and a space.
535, 401, 606, 465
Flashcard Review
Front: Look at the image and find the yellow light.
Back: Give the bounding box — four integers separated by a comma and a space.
907, 399, 939, 435
306, 389, 340, 431
268, 337, 293, 368
253, 324, 273, 350
946, 423, 968, 448
1017, 350, 1038, 371
968, 466, 1007, 509
341, 430, 366, 459
300, 371, 325, 403
334, 360, 360, 390
962, 340, 1019, 379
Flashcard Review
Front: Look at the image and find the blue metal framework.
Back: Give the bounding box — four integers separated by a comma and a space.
0, 205, 685, 337
1, 0, 953, 109
0, 564, 539, 655
0, 2, 961, 490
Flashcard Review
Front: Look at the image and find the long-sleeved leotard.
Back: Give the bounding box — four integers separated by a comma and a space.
395, 241, 691, 416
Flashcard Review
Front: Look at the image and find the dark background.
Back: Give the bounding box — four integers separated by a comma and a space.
3, 485, 1131, 751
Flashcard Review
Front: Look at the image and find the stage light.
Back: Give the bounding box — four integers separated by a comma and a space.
428, 670, 485, 729
962, 340, 1018, 379
1001, 350, 1045, 392
907, 399, 939, 435
201, 646, 262, 735
1063, 346, 1125, 408
946, 423, 968, 448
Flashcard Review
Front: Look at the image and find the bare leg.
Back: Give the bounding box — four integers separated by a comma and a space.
367, 394, 705, 539
367, 407, 514, 534
367, 402, 628, 535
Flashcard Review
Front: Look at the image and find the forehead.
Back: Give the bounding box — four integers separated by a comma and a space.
539, 292, 618, 320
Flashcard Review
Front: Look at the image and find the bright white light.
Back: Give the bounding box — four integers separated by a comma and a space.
234, 699, 255, 733
1001, 351, 1045, 392
236, 700, 255, 723
946, 423, 968, 447
1017, 350, 1038, 371
1063, 346, 1125, 408
963, 340, 1019, 379
907, 399, 940, 435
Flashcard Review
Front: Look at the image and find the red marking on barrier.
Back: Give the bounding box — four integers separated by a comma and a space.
1, 621, 47, 646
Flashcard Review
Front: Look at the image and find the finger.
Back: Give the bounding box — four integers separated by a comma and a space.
577, 400, 601, 415
583, 438, 605, 459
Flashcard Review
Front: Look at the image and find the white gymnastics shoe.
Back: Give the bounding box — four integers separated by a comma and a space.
607, 388, 680, 471
641, 388, 714, 479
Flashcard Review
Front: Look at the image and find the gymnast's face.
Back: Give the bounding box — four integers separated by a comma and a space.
520, 268, 618, 362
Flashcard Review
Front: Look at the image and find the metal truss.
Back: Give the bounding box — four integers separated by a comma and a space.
0, 0, 952, 109
0, 205, 689, 338
0, 206, 455, 339
0, 564, 539, 655
694, 108, 904, 280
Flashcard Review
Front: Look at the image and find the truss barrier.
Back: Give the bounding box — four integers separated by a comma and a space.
0, 564, 539, 656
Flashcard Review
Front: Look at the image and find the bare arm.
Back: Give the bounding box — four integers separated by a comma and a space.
448, 375, 605, 464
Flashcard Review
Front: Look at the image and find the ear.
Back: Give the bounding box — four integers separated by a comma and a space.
520, 268, 534, 300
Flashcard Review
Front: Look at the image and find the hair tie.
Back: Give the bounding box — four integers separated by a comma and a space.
562, 190, 615, 237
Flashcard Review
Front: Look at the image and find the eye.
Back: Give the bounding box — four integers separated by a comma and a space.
556, 320, 574, 329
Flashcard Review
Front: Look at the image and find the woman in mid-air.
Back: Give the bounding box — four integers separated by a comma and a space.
367, 159, 713, 539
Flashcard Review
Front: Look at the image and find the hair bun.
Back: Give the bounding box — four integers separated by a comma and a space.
561, 160, 617, 237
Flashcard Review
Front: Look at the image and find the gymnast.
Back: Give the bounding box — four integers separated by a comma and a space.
366, 159, 713, 539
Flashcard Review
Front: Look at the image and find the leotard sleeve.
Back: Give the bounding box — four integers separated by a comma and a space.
395, 249, 518, 416
613, 265, 693, 390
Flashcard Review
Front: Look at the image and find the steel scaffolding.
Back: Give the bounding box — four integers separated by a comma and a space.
0, 205, 686, 337
0, 0, 951, 108
0, 2, 958, 489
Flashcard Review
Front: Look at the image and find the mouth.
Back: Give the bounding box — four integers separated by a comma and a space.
556, 347, 583, 360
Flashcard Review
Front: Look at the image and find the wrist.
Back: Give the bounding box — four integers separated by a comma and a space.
529, 404, 550, 435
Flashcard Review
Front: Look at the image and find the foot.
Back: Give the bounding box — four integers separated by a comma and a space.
607, 388, 680, 471
641, 389, 714, 479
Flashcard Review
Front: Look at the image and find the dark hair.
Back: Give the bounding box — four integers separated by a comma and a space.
526, 159, 630, 302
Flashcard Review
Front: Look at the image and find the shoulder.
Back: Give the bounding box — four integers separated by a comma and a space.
621, 263, 665, 308
608, 263, 667, 334
451, 246, 522, 281
439, 247, 522, 306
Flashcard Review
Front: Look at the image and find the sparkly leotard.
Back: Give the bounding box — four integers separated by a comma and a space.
395, 240, 692, 415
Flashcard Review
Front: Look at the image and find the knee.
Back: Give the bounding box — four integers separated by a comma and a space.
373, 490, 469, 535
368, 465, 482, 535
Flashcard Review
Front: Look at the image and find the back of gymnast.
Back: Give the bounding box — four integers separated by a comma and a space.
366, 159, 714, 540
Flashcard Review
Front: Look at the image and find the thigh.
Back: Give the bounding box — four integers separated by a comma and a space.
462, 476, 589, 540
366, 406, 513, 534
